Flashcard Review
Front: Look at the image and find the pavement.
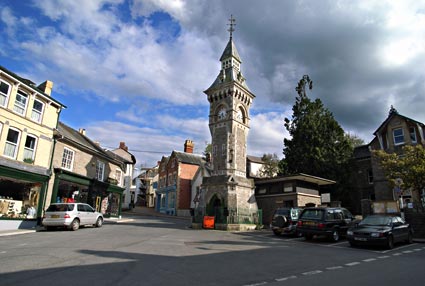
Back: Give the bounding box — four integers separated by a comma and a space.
1, 207, 425, 243
0, 207, 190, 237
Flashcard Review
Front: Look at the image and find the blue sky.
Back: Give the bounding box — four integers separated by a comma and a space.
1, 0, 425, 167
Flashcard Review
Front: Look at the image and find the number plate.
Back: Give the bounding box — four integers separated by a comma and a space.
354, 237, 367, 241
51, 215, 60, 218
304, 221, 315, 226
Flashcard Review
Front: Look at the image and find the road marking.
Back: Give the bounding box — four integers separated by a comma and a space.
302, 270, 323, 275
243, 282, 268, 286
413, 249, 422, 252
275, 275, 297, 282
378, 255, 390, 259
345, 262, 360, 266
393, 253, 402, 256
0, 251, 6, 254
326, 266, 343, 270
363, 258, 376, 262
403, 250, 413, 254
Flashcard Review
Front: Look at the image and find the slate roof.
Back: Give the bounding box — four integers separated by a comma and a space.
0, 65, 65, 108
374, 109, 425, 135
353, 144, 371, 159
57, 122, 121, 165
172, 151, 205, 166
247, 155, 264, 164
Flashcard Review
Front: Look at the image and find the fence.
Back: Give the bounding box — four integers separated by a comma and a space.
193, 207, 262, 227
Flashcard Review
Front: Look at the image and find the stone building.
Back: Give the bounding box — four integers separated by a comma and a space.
48, 122, 125, 217
349, 107, 425, 214
197, 17, 259, 230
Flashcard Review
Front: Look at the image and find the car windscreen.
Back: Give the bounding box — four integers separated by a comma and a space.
46, 204, 74, 212
359, 216, 391, 226
274, 209, 290, 216
300, 209, 324, 220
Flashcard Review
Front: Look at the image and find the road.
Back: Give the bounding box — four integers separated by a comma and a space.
0, 214, 424, 286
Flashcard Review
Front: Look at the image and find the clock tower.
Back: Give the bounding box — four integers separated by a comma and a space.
200, 16, 258, 231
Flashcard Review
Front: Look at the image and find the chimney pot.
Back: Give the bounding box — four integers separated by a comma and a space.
119, 141, 128, 151
78, 128, 86, 136
184, 139, 194, 154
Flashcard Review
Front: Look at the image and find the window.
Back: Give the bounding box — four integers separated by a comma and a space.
13, 90, 28, 115
367, 169, 374, 184
23, 134, 37, 161
96, 161, 105, 181
409, 127, 417, 143
213, 145, 217, 155
221, 144, 226, 156
31, 99, 44, 123
393, 128, 404, 145
115, 169, 122, 186
0, 80, 11, 107
4, 128, 20, 158
61, 148, 74, 170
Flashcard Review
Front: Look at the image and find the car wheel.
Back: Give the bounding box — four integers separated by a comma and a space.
70, 219, 80, 231
386, 235, 394, 249
305, 234, 313, 240
331, 230, 340, 242
407, 231, 413, 244
95, 217, 103, 228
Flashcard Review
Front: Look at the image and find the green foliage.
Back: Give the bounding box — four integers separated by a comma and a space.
373, 145, 425, 206
203, 142, 212, 156
345, 133, 365, 148
281, 76, 353, 182
259, 153, 280, 177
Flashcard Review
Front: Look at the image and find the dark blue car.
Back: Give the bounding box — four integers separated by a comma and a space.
347, 215, 413, 249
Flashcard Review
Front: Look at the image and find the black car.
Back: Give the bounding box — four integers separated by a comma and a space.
347, 215, 413, 249
270, 207, 303, 236
296, 207, 356, 242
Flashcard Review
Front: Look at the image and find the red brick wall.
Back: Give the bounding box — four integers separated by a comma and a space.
177, 163, 199, 209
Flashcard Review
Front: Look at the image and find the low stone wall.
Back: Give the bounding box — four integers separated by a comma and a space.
404, 209, 425, 238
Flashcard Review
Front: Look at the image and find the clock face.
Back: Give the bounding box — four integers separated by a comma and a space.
218, 108, 227, 120
237, 109, 243, 121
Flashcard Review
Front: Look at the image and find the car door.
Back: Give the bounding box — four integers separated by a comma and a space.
392, 217, 408, 243
83, 204, 97, 225
77, 204, 87, 225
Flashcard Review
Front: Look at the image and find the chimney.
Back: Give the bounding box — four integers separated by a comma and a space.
119, 141, 128, 151
37, 80, 54, 96
184, 139, 194, 154
78, 128, 86, 136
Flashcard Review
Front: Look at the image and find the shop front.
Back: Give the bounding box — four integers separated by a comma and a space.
51, 169, 124, 218
0, 163, 50, 230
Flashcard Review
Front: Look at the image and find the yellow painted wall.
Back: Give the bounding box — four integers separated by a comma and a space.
0, 74, 61, 169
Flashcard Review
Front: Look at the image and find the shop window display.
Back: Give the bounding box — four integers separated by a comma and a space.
0, 178, 41, 219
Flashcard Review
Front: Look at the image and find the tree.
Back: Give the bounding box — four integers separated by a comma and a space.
259, 153, 280, 177
373, 145, 425, 209
345, 133, 365, 148
282, 75, 353, 181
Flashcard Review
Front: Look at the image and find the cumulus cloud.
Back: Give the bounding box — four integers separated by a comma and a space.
1, 0, 425, 167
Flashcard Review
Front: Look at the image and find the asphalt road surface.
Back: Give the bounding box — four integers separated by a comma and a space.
1, 215, 424, 286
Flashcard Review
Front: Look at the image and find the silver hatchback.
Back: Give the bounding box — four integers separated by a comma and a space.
42, 203, 103, 231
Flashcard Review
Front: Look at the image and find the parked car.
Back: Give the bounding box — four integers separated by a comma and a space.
270, 207, 303, 236
42, 203, 103, 231
347, 214, 413, 249
296, 207, 356, 242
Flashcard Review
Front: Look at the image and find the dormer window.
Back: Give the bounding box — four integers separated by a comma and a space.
393, 128, 404, 145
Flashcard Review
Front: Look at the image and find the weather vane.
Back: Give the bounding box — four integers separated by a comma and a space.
227, 14, 236, 39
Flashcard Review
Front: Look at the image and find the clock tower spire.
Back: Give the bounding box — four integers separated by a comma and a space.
200, 16, 258, 231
